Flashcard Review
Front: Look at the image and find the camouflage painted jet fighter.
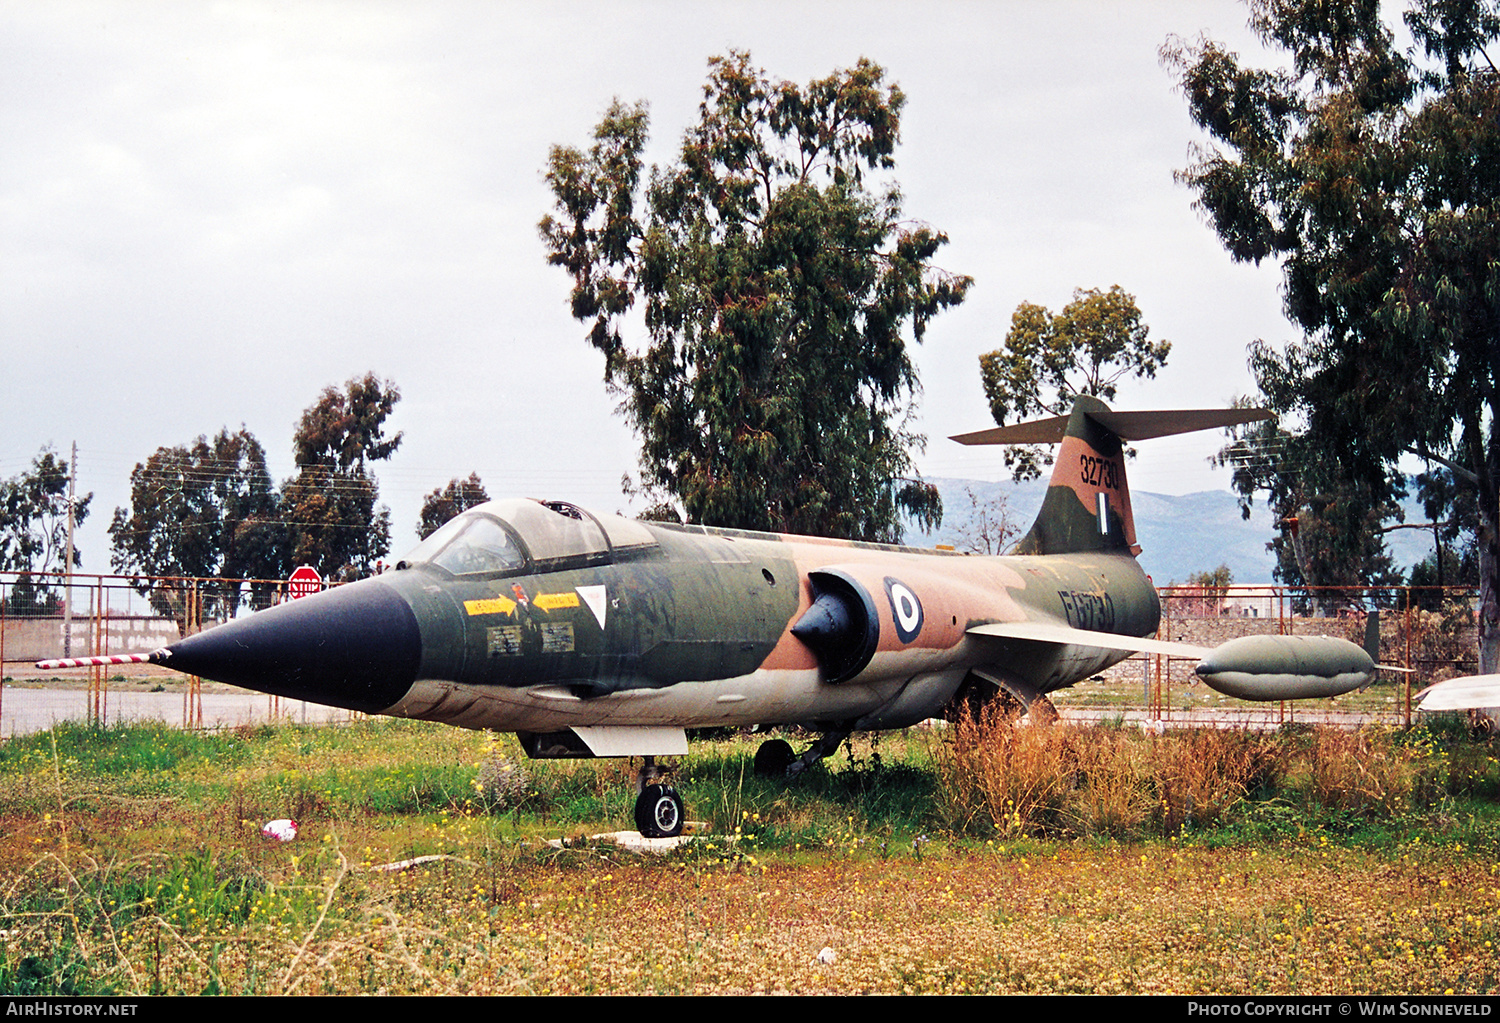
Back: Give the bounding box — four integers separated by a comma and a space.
42, 396, 1387, 837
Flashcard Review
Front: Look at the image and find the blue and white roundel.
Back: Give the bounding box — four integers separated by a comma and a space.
884, 577, 923, 643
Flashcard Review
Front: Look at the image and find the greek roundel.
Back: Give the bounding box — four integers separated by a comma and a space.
884, 577, 923, 643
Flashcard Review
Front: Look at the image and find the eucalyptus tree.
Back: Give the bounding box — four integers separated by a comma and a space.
541, 52, 970, 541
1168, 0, 1500, 666
979, 286, 1170, 481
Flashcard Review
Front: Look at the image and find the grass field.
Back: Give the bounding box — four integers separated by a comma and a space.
2, 717, 1498, 995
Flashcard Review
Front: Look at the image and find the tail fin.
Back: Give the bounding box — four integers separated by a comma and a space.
1014, 395, 1137, 556
950, 397, 1269, 558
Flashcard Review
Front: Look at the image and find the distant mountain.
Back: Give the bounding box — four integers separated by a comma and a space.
904, 477, 1437, 585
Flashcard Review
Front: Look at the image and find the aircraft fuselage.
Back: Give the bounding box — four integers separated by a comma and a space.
163, 512, 1161, 738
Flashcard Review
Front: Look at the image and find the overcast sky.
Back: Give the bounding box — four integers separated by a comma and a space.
0, 0, 1302, 575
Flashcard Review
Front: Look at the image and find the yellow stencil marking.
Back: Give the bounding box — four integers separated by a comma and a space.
534, 592, 580, 611
464, 596, 516, 616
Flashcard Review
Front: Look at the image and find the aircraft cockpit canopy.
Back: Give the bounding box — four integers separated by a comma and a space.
398, 498, 657, 576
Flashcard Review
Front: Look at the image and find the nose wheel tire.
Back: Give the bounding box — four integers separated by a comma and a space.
635, 784, 684, 838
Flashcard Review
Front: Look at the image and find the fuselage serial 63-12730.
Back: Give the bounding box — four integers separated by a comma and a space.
43, 397, 1403, 837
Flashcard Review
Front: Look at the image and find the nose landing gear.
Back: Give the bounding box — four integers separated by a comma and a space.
633, 756, 684, 838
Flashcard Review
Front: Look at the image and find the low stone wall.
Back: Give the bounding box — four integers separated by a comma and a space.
1, 616, 182, 662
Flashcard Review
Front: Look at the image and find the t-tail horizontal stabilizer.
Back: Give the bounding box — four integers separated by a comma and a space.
950, 406, 1273, 447
949, 397, 1271, 558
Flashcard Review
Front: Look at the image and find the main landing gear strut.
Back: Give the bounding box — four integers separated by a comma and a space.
753, 726, 852, 780
632, 726, 853, 837
633, 756, 684, 839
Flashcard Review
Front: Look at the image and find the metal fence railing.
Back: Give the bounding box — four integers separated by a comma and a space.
1, 569, 329, 733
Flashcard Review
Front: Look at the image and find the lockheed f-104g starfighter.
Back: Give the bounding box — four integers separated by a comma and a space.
45, 397, 1396, 836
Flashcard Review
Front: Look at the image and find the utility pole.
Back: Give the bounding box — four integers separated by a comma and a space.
63, 442, 76, 657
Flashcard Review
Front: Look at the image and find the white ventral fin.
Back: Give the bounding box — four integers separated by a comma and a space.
571, 725, 688, 757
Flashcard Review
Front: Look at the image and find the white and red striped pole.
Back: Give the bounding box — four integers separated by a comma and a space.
36, 650, 169, 670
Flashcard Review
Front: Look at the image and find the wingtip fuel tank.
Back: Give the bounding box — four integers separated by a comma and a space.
1194, 634, 1376, 702
1415, 674, 1500, 712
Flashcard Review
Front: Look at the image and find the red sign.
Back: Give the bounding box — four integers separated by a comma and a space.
287, 565, 322, 601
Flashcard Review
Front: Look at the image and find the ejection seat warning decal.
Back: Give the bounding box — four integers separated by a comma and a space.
467, 591, 581, 617
884, 578, 923, 643
540, 622, 576, 653
487, 626, 522, 656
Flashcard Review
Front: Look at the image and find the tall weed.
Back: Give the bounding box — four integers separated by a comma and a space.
932, 703, 1072, 836
1284, 727, 1422, 815
932, 712, 1449, 839
1153, 729, 1269, 831
1061, 728, 1150, 837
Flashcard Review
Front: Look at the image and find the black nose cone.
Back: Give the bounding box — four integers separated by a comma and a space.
164, 578, 421, 712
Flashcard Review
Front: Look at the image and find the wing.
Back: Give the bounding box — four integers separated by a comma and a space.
966, 620, 1213, 659
1415, 675, 1500, 712
967, 620, 1385, 703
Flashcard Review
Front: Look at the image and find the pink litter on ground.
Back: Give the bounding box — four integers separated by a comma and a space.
262, 819, 298, 842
